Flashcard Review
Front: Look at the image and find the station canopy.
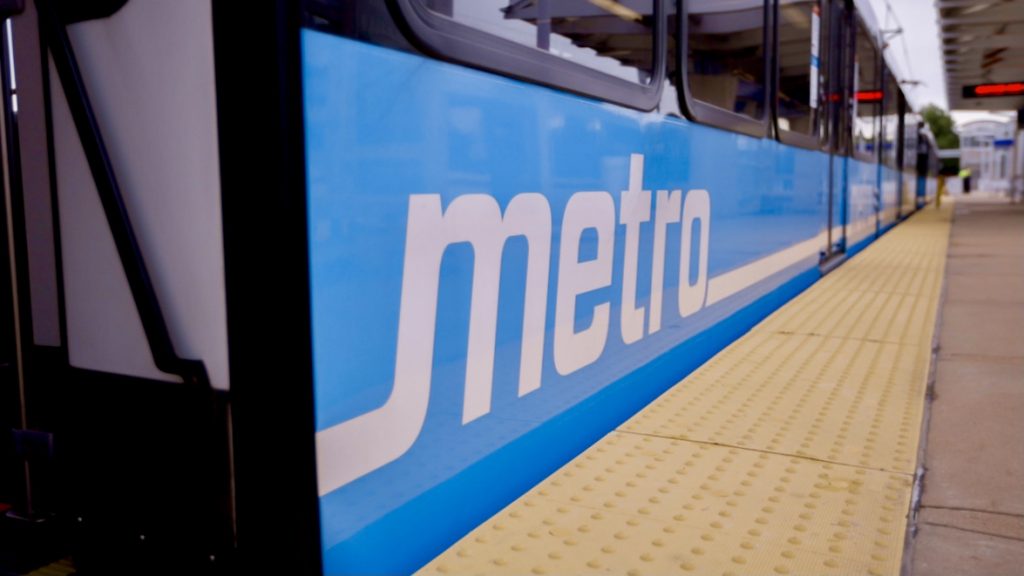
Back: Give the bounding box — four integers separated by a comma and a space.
938, 0, 1024, 110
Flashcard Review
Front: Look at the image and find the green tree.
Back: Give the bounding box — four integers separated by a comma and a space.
921, 105, 959, 149
920, 104, 959, 174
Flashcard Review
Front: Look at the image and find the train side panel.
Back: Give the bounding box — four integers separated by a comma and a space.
846, 157, 880, 254
304, 32, 832, 574
879, 165, 900, 231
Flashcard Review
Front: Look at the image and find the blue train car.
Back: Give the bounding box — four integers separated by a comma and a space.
303, 0, 924, 572
0, 0, 925, 574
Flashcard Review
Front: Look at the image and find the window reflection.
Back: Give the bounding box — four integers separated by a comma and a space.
821, 0, 850, 153
686, 0, 766, 119
852, 17, 879, 161
777, 0, 825, 136
881, 71, 899, 168
904, 114, 919, 170
423, 0, 656, 84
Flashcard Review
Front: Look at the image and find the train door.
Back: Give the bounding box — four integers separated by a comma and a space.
895, 93, 907, 220
776, 0, 843, 261
847, 5, 883, 250
1, 2, 236, 572
879, 68, 901, 228
824, 0, 850, 260
915, 133, 932, 209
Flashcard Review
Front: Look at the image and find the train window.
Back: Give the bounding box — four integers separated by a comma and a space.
306, 0, 419, 53
904, 113, 919, 171
776, 0, 826, 145
675, 0, 769, 137
825, 0, 849, 155
687, 0, 766, 118
417, 0, 656, 84
881, 70, 900, 168
851, 16, 879, 162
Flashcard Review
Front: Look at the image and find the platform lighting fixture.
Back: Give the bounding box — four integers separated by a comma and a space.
855, 90, 883, 102
961, 82, 1024, 98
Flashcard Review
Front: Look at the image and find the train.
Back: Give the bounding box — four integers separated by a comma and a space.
0, 0, 941, 574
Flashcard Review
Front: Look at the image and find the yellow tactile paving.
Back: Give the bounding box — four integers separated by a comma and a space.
419, 204, 952, 576
755, 288, 940, 346
424, 435, 911, 576
621, 334, 929, 473
759, 224, 949, 347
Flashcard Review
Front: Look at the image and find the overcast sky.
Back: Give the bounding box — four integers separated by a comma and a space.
864, 0, 1016, 127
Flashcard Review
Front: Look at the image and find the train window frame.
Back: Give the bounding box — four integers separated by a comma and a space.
880, 66, 901, 169
676, 0, 772, 138
903, 108, 919, 172
389, 0, 667, 112
827, 0, 850, 157
773, 0, 828, 151
849, 11, 879, 164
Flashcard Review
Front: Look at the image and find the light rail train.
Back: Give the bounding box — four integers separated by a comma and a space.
0, 0, 941, 573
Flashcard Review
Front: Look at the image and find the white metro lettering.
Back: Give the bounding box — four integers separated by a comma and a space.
553, 191, 615, 375
315, 154, 712, 495
649, 189, 681, 333
315, 192, 551, 494
678, 189, 711, 317
618, 155, 652, 345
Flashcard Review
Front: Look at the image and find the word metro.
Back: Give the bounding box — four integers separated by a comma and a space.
316, 154, 712, 495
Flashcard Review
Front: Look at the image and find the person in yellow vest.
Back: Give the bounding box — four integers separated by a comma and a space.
959, 168, 972, 194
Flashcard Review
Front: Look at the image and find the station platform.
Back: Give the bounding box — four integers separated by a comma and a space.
420, 202, 956, 576
909, 194, 1024, 575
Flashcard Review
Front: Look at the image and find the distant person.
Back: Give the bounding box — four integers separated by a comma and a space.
959, 168, 972, 193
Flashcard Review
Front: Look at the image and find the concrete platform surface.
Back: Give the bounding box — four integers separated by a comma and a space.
912, 522, 1024, 576
911, 194, 1024, 575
